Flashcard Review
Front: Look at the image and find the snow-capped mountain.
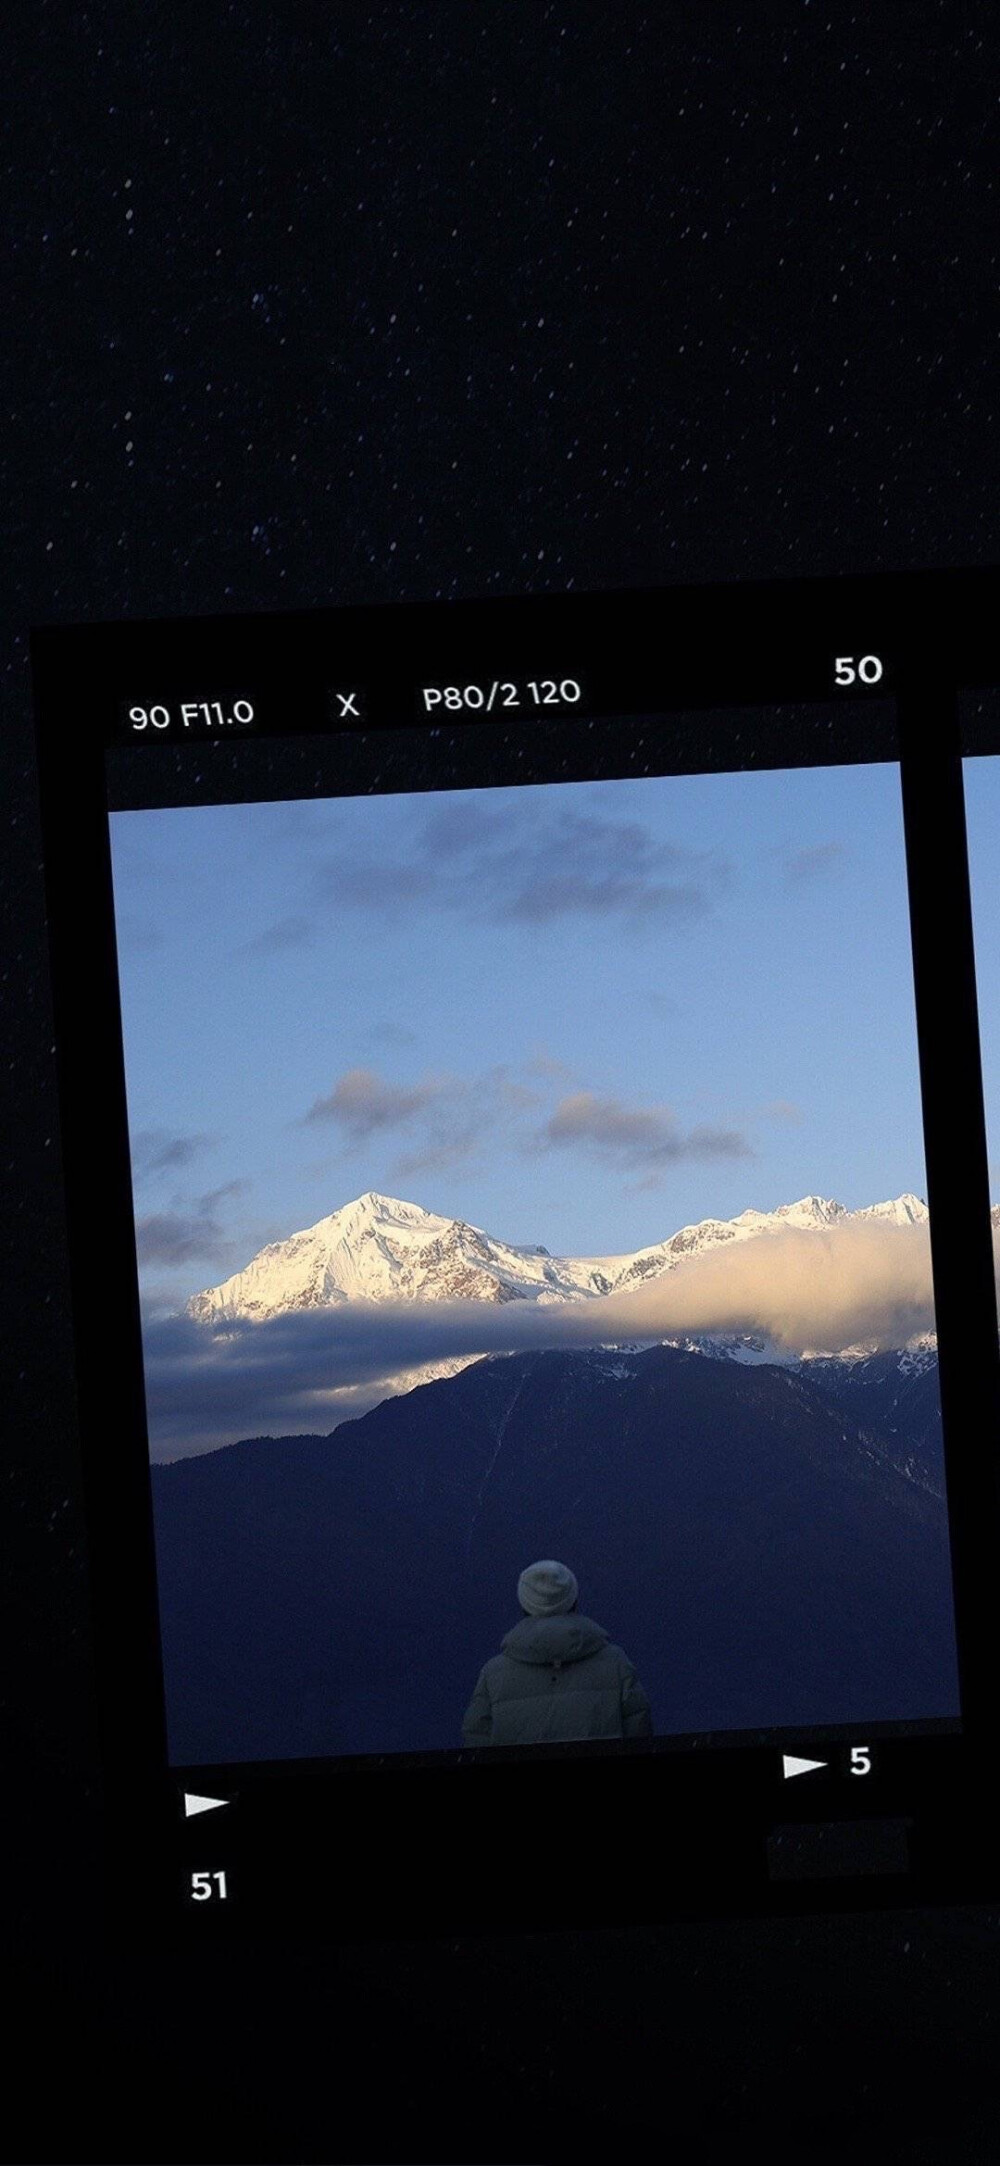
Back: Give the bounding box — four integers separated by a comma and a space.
187, 1186, 930, 1328
188, 1187, 932, 1325
185, 1189, 627, 1324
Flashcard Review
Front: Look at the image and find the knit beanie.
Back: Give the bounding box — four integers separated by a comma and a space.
517, 1558, 579, 1617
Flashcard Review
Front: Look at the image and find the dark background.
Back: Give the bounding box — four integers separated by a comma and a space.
7, 5, 1000, 2159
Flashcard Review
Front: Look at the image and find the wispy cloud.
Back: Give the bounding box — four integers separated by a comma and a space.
132, 1129, 215, 1180
136, 1212, 231, 1267
419, 800, 508, 857
135, 1179, 249, 1267
312, 796, 726, 932
392, 1070, 540, 1177
536, 1091, 753, 1170
199, 1180, 250, 1212
783, 842, 845, 886
319, 860, 436, 916
302, 1066, 445, 1138
299, 1062, 754, 1185
393, 1134, 487, 1179
301, 1062, 541, 1176
498, 810, 715, 926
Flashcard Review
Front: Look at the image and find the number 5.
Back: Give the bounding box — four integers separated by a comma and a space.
850, 1745, 872, 1776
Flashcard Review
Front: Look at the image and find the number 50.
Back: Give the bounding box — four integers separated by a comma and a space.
835, 655, 883, 686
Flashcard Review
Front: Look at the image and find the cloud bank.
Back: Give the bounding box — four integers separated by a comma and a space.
144, 1216, 951, 1458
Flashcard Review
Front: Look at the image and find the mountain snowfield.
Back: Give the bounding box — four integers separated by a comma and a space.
185, 1187, 940, 1403
187, 1189, 625, 1318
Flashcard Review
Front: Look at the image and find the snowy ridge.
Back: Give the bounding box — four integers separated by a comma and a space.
188, 1187, 931, 1326
183, 1188, 938, 1402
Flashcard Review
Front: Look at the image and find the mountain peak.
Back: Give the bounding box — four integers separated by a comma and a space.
853, 1194, 929, 1227
766, 1195, 848, 1233
330, 1190, 439, 1230
351, 1189, 421, 1214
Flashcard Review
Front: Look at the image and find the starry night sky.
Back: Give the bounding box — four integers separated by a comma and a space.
8, 7, 1000, 2159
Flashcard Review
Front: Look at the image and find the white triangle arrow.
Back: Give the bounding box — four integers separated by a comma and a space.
183, 1791, 230, 1818
782, 1754, 828, 1780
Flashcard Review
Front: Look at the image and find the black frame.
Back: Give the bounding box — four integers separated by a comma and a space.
29, 569, 1000, 1939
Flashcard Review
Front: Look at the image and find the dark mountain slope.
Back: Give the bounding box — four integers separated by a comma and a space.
804, 1349, 944, 1494
151, 1345, 959, 1764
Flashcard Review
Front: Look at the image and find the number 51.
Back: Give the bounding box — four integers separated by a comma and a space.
190, 1869, 228, 1901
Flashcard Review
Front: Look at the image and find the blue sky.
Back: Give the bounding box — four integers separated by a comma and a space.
962, 757, 1000, 1191
109, 760, 929, 1310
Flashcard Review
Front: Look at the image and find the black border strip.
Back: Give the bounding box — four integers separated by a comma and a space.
897, 672, 1000, 1758
33, 676, 177, 1919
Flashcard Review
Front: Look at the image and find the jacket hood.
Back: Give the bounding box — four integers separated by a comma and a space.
500, 1613, 609, 1666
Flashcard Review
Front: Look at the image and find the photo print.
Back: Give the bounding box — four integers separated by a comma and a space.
108, 760, 960, 1762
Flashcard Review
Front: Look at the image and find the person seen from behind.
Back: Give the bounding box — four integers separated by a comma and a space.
461, 1558, 653, 1747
